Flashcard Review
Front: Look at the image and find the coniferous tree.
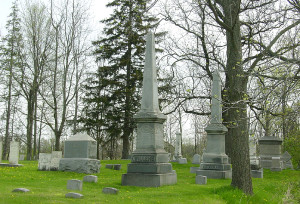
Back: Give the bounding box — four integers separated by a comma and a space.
92, 0, 163, 159
0, 1, 23, 160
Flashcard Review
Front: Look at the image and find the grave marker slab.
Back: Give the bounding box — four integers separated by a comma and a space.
83, 175, 97, 183
12, 188, 30, 193
195, 175, 207, 185
192, 154, 201, 164
270, 157, 282, 172
38, 153, 52, 171
258, 136, 282, 169
281, 151, 294, 170
50, 151, 62, 171
102, 187, 119, 194
9, 141, 19, 165
19, 154, 25, 161
65, 192, 83, 199
67, 179, 82, 191
121, 32, 177, 187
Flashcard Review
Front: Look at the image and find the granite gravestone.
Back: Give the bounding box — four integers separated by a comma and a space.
270, 157, 282, 171
258, 136, 282, 169
9, 141, 19, 165
121, 32, 177, 187
196, 71, 232, 179
59, 133, 100, 174
249, 137, 263, 178
50, 151, 62, 171
192, 154, 201, 164
282, 151, 294, 170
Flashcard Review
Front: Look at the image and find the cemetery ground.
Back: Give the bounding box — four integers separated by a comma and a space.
0, 160, 299, 204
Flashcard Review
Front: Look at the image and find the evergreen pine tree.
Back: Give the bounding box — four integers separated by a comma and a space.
0, 0, 23, 159
92, 0, 163, 159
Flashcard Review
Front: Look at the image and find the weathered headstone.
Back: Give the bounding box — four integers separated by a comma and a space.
192, 154, 201, 164
196, 71, 232, 179
249, 137, 263, 178
113, 164, 121, 170
174, 132, 182, 160
258, 136, 282, 169
9, 141, 19, 165
270, 157, 282, 172
195, 175, 207, 185
281, 151, 294, 170
121, 32, 177, 187
65, 192, 83, 199
105, 164, 113, 169
251, 169, 263, 178
50, 151, 62, 171
38, 153, 52, 171
59, 133, 100, 174
178, 158, 187, 164
83, 175, 98, 183
102, 187, 119, 194
67, 179, 82, 191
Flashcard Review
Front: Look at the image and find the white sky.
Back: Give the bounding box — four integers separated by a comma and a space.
0, 0, 112, 37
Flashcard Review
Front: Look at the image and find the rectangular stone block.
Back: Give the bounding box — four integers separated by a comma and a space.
113, 164, 121, 170
127, 163, 172, 174
67, 179, 82, 191
9, 141, 19, 165
192, 154, 201, 164
202, 153, 229, 164
270, 157, 282, 172
59, 158, 100, 174
83, 175, 98, 183
251, 169, 263, 178
200, 163, 231, 171
196, 175, 207, 185
178, 158, 187, 164
105, 164, 113, 169
50, 151, 62, 171
196, 169, 232, 179
38, 153, 52, 171
122, 170, 177, 187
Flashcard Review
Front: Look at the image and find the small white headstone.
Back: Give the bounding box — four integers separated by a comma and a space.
270, 157, 282, 172
50, 151, 62, 171
38, 153, 52, 171
9, 141, 19, 165
178, 158, 187, 164
65, 192, 83, 199
19, 154, 25, 161
196, 175, 207, 185
102, 187, 119, 194
67, 179, 82, 191
83, 175, 98, 183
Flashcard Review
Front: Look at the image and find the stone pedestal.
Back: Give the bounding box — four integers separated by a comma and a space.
270, 157, 282, 172
121, 32, 177, 187
59, 133, 100, 174
258, 136, 282, 169
251, 169, 263, 178
9, 141, 19, 165
196, 71, 232, 179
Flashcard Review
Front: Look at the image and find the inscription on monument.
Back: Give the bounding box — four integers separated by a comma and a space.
132, 155, 155, 163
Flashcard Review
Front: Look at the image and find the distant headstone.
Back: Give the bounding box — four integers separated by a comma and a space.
102, 187, 119, 194
195, 175, 207, 185
12, 188, 30, 193
38, 153, 51, 171
192, 154, 201, 164
113, 164, 121, 170
105, 164, 113, 169
270, 157, 282, 172
258, 136, 282, 169
9, 141, 19, 165
249, 137, 262, 173
251, 169, 263, 178
59, 133, 100, 174
178, 158, 187, 164
19, 154, 25, 161
50, 151, 62, 171
65, 192, 83, 199
83, 175, 98, 183
196, 71, 232, 179
168, 153, 171, 162
67, 179, 82, 191
281, 151, 294, 170
175, 132, 182, 161
0, 141, 2, 163
121, 32, 177, 187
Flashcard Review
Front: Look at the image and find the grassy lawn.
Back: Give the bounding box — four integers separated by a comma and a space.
0, 160, 299, 203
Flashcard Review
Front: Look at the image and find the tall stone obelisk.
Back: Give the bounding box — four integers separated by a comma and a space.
196, 71, 232, 179
121, 32, 177, 187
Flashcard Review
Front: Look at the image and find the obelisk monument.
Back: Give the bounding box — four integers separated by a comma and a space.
121, 32, 177, 187
196, 71, 232, 179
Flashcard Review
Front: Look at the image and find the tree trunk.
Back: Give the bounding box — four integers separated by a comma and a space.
219, 0, 253, 195
26, 89, 35, 160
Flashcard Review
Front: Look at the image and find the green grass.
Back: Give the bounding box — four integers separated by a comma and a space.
0, 160, 299, 204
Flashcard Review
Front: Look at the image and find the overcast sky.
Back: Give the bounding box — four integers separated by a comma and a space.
0, 0, 111, 37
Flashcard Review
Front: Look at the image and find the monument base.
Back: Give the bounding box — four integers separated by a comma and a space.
251, 169, 263, 178
59, 158, 100, 174
0, 163, 23, 167
122, 170, 177, 187
127, 163, 173, 174
196, 169, 232, 179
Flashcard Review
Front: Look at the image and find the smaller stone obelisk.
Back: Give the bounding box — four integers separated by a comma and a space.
121, 32, 177, 187
9, 139, 20, 165
196, 71, 232, 179
174, 132, 182, 160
